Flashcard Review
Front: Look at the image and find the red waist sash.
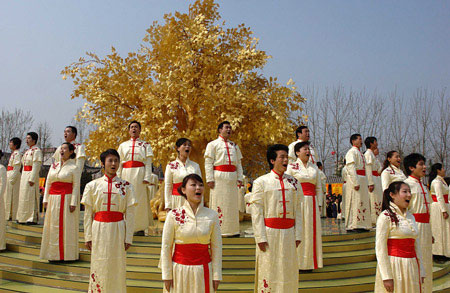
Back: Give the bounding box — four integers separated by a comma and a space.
7, 166, 13, 171
387, 238, 416, 258
413, 213, 430, 223
94, 211, 124, 222
123, 161, 145, 168
432, 194, 449, 204
173, 243, 211, 293
356, 169, 366, 176
301, 182, 316, 196
49, 182, 73, 195
172, 182, 182, 195
372, 171, 380, 177
213, 165, 236, 172
23, 165, 32, 171
264, 218, 295, 229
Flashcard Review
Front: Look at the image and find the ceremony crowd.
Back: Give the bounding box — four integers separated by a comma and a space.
0, 121, 448, 293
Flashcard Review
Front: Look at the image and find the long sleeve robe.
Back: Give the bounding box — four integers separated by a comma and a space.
40, 159, 80, 260
204, 136, 243, 236
160, 202, 222, 292
381, 165, 406, 192
375, 203, 425, 292
5, 150, 21, 221
53, 141, 86, 173
117, 138, 153, 232
430, 176, 450, 257
17, 146, 43, 223
365, 149, 383, 225
81, 175, 137, 293
288, 139, 318, 164
342, 165, 348, 218
164, 158, 202, 210
318, 169, 327, 217
404, 176, 433, 293
249, 170, 302, 292
344, 146, 371, 230
287, 160, 323, 270
0, 165, 6, 249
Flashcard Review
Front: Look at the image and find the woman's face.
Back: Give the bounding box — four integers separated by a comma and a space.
391, 183, 411, 211
296, 145, 310, 162
60, 144, 74, 161
437, 167, 446, 177
388, 152, 401, 168
182, 179, 204, 205
177, 141, 191, 156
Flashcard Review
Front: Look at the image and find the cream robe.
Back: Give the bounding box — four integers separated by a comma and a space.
147, 173, 159, 223
318, 169, 327, 217
53, 141, 86, 172
405, 176, 433, 293
81, 175, 137, 293
344, 146, 371, 230
160, 202, 222, 293
375, 203, 425, 293
17, 146, 43, 223
204, 136, 243, 236
249, 171, 302, 292
164, 158, 202, 210
287, 160, 323, 270
0, 165, 6, 250
40, 159, 80, 260
288, 139, 318, 164
430, 176, 450, 257
5, 150, 21, 220
117, 138, 153, 232
381, 165, 407, 192
238, 175, 248, 213
342, 165, 348, 218
365, 149, 383, 225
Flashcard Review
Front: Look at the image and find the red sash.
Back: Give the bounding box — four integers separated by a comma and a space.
372, 171, 380, 177
413, 213, 430, 223
173, 244, 211, 293
264, 218, 295, 229
356, 169, 366, 176
49, 182, 73, 195
387, 238, 416, 258
23, 165, 32, 171
432, 194, 449, 204
94, 211, 124, 222
213, 165, 236, 172
301, 182, 316, 196
300, 182, 318, 269
172, 182, 182, 195
7, 166, 13, 171
122, 161, 145, 168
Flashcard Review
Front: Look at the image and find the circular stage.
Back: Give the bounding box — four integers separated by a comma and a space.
0, 218, 449, 292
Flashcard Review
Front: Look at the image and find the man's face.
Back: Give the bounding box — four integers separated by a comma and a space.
129, 123, 141, 139
26, 135, 35, 147
219, 124, 232, 139
299, 128, 310, 141
410, 160, 426, 178
353, 136, 363, 148
9, 141, 16, 151
103, 154, 119, 176
64, 127, 76, 142
371, 140, 378, 149
271, 150, 289, 173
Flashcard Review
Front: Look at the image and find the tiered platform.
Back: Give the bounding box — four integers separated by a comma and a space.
0, 219, 449, 292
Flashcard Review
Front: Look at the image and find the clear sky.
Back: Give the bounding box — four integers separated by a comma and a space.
1, 0, 449, 145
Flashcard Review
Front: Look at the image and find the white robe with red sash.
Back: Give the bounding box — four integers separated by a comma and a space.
118, 138, 153, 232
405, 176, 433, 293
17, 146, 42, 223
0, 165, 6, 249
160, 202, 222, 293
287, 160, 323, 270
375, 203, 425, 292
204, 136, 243, 236
381, 165, 407, 192
5, 150, 21, 221
53, 141, 86, 173
365, 149, 383, 225
249, 170, 302, 292
430, 176, 450, 257
318, 169, 327, 217
342, 165, 348, 218
288, 139, 318, 164
40, 159, 80, 260
81, 175, 137, 293
164, 158, 202, 210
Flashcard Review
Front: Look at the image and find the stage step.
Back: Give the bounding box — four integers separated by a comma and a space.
0, 279, 81, 292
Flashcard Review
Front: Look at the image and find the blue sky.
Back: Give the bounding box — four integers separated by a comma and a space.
1, 0, 449, 144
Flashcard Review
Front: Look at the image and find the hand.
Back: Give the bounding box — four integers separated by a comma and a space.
143, 180, 149, 184
237, 180, 243, 188
125, 243, 131, 251
164, 280, 173, 291
213, 280, 220, 291
421, 277, 425, 284
383, 279, 394, 292
43, 202, 48, 210
29, 181, 35, 187
258, 242, 268, 252
443, 212, 449, 219
368, 185, 375, 192
354, 185, 360, 191
432, 236, 435, 244
207, 181, 215, 189
69, 205, 76, 213
296, 240, 301, 247
85, 241, 92, 251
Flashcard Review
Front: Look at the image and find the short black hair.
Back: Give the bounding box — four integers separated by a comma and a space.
10, 137, 21, 149
61, 142, 76, 159
178, 173, 204, 200
0, 150, 3, 160
128, 120, 141, 130
100, 149, 120, 165
350, 133, 361, 145
27, 132, 38, 143
267, 144, 288, 169
295, 126, 308, 139
175, 138, 191, 151
217, 121, 231, 132
364, 136, 377, 149
403, 153, 426, 176
65, 126, 78, 137
294, 141, 310, 156
317, 161, 323, 168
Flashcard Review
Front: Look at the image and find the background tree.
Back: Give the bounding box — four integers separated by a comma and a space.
0, 108, 34, 151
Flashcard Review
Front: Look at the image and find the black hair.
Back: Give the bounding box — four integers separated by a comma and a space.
317, 161, 323, 168
267, 144, 289, 169
429, 163, 443, 186
175, 138, 191, 152
364, 136, 377, 149
100, 149, 120, 165
128, 120, 141, 130
10, 137, 21, 149
350, 133, 361, 145
27, 132, 38, 143
403, 153, 426, 176
295, 126, 308, 139
382, 181, 408, 226
382, 150, 399, 172
217, 121, 231, 132
0, 150, 3, 160
61, 142, 76, 159
294, 141, 310, 157
65, 126, 78, 137
177, 173, 204, 200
